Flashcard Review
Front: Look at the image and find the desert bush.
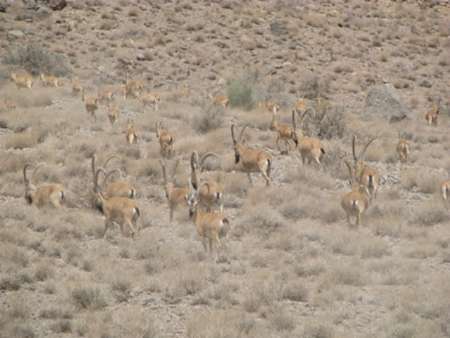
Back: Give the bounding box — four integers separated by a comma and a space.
411, 201, 449, 226
302, 98, 346, 139
51, 320, 72, 334
298, 73, 330, 99
193, 103, 224, 134
270, 308, 295, 332
302, 321, 335, 338
112, 279, 132, 303
71, 287, 107, 310
227, 70, 259, 110
4, 44, 70, 76
4, 129, 49, 150
282, 282, 308, 302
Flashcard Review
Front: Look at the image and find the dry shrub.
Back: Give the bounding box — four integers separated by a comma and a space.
298, 72, 330, 99
193, 103, 224, 134
411, 200, 449, 226
360, 238, 391, 258
4, 129, 48, 150
270, 307, 295, 332
4, 44, 71, 76
416, 170, 441, 194
302, 321, 335, 338
282, 282, 308, 302
112, 278, 132, 303
71, 287, 107, 310
239, 203, 287, 236
329, 261, 365, 286
302, 98, 346, 139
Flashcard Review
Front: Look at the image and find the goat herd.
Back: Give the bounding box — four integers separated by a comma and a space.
7, 70, 450, 260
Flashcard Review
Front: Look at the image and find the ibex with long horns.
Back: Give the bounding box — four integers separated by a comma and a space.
92, 168, 140, 238
190, 151, 223, 212
345, 135, 380, 200
23, 164, 65, 208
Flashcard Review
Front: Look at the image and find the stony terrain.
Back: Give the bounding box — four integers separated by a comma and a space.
0, 1, 450, 337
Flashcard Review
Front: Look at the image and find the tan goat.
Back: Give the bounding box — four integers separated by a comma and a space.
126, 120, 138, 144
93, 168, 140, 238
107, 103, 120, 126
156, 122, 174, 158
140, 92, 161, 111
11, 72, 33, 89
295, 110, 325, 166
341, 184, 371, 227
159, 159, 189, 223
81, 88, 99, 120
345, 135, 380, 200
71, 77, 83, 96
396, 133, 410, 163
442, 180, 450, 204
40, 73, 61, 87
91, 154, 136, 203
124, 74, 145, 99
190, 151, 223, 212
231, 124, 272, 186
270, 108, 298, 154
425, 103, 439, 126
23, 164, 65, 208
210, 94, 229, 108
186, 179, 230, 261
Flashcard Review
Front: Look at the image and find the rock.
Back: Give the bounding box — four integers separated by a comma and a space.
8, 30, 25, 39
240, 34, 256, 50
365, 84, 410, 122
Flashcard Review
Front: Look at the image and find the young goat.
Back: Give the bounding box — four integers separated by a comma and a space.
425, 103, 439, 126
159, 159, 189, 223
186, 179, 230, 261
295, 110, 325, 166
397, 133, 410, 163
81, 88, 99, 120
231, 124, 272, 186
126, 119, 138, 144
23, 164, 64, 208
270, 108, 298, 154
140, 92, 161, 111
156, 122, 174, 158
190, 151, 223, 212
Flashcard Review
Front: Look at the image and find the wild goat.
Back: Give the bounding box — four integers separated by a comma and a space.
190, 151, 223, 212
71, 77, 83, 96
186, 179, 230, 261
92, 168, 140, 238
341, 184, 370, 227
231, 124, 272, 186
23, 164, 64, 208
345, 135, 380, 200
40, 73, 61, 87
210, 94, 229, 108
159, 159, 189, 223
425, 103, 440, 126
81, 88, 98, 120
91, 154, 136, 206
140, 92, 161, 111
396, 133, 410, 163
295, 110, 325, 166
11, 72, 33, 89
270, 108, 298, 154
124, 74, 145, 99
126, 120, 138, 144
156, 122, 174, 158
107, 103, 120, 126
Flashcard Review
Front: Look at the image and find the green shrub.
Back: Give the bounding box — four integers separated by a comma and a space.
226, 70, 259, 110
4, 44, 70, 76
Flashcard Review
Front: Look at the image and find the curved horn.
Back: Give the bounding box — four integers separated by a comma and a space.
291, 109, 297, 131
344, 160, 354, 183
159, 159, 168, 185
230, 124, 237, 145
172, 159, 180, 179
238, 125, 248, 142
352, 135, 357, 163
23, 164, 31, 186
103, 155, 120, 169
199, 152, 219, 171
31, 163, 45, 182
358, 136, 377, 161
94, 168, 107, 192
155, 122, 161, 138
191, 151, 199, 170
91, 154, 97, 188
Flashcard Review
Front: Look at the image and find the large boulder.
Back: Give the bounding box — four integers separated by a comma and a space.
365, 84, 410, 122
